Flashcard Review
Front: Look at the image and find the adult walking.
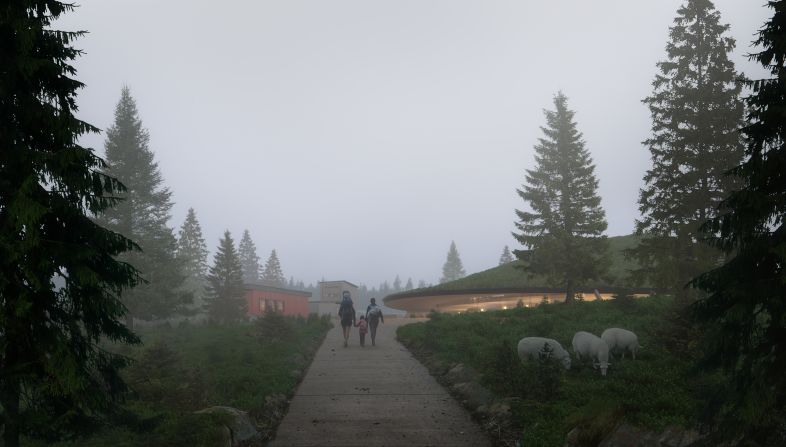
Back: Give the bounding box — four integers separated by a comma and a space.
365, 297, 384, 346
338, 291, 356, 347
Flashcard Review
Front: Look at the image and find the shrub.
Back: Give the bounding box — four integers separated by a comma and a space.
255, 312, 296, 344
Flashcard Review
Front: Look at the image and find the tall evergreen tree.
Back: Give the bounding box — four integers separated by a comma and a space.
176, 207, 208, 308
1, 3, 139, 445
393, 275, 402, 291
98, 88, 190, 324
205, 231, 246, 323
499, 245, 514, 265
440, 241, 466, 283
405, 277, 414, 290
262, 249, 285, 285
632, 0, 744, 300
513, 93, 609, 303
238, 229, 260, 283
691, 1, 786, 440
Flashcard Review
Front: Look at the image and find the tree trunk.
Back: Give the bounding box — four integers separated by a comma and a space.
1, 368, 20, 447
564, 280, 575, 304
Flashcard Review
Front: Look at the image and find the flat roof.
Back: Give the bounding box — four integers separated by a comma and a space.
244, 281, 312, 297
318, 280, 359, 288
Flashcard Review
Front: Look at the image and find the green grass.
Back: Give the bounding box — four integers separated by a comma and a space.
411, 234, 642, 294
397, 296, 713, 446
36, 314, 332, 447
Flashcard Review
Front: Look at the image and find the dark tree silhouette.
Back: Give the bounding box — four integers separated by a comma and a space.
0, 3, 140, 445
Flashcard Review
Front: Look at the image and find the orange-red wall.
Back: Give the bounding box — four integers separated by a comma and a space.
245, 289, 310, 317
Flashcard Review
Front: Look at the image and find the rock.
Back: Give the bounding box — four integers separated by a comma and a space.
658, 426, 703, 447
564, 427, 580, 447
600, 423, 650, 447
195, 406, 259, 446
446, 363, 476, 384
452, 381, 493, 409
597, 423, 702, 447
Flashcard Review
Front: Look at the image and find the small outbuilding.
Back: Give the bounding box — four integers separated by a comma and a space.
245, 281, 312, 318
309, 280, 359, 316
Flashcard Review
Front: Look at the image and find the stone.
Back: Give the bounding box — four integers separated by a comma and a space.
658, 426, 703, 447
446, 363, 476, 384
195, 406, 259, 446
598, 423, 653, 447
453, 381, 494, 409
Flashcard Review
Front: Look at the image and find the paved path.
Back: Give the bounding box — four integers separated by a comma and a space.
270, 318, 491, 447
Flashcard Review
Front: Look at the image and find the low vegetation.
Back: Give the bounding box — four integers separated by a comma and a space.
34, 314, 331, 447
397, 296, 716, 446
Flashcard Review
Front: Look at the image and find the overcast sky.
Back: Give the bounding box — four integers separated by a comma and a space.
57, 1, 770, 288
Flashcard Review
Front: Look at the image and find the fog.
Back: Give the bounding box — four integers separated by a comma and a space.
56, 1, 769, 287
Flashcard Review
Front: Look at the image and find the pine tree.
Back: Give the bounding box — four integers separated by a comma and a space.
405, 278, 414, 290
632, 0, 744, 300
691, 1, 786, 439
440, 241, 466, 283
205, 231, 246, 323
513, 93, 609, 303
176, 207, 208, 308
262, 249, 285, 285
238, 229, 260, 283
418, 280, 427, 289
1, 3, 140, 444
499, 245, 514, 265
98, 87, 190, 324
393, 275, 402, 291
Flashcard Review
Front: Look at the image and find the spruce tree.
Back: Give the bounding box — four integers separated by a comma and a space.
205, 231, 246, 323
513, 93, 609, 303
393, 275, 402, 291
405, 278, 414, 290
262, 249, 285, 285
632, 0, 744, 300
176, 207, 208, 308
440, 241, 466, 283
238, 229, 260, 283
1, 3, 139, 444
99, 88, 190, 324
499, 245, 514, 265
691, 1, 786, 439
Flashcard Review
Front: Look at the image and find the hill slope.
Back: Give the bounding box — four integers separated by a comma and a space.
420, 234, 641, 293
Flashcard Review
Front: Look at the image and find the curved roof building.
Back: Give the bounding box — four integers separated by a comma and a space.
383, 236, 655, 314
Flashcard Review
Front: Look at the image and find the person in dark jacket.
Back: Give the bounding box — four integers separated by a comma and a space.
365, 297, 384, 346
338, 291, 356, 347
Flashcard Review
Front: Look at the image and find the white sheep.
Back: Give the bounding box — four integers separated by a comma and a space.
601, 328, 641, 360
517, 337, 572, 370
571, 331, 610, 376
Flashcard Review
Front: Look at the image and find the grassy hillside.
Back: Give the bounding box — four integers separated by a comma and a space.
418, 234, 642, 293
397, 297, 712, 446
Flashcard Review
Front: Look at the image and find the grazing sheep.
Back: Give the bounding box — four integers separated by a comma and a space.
601, 328, 641, 360
517, 337, 571, 370
571, 331, 610, 376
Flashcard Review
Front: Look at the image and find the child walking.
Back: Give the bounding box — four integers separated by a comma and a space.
355, 316, 369, 347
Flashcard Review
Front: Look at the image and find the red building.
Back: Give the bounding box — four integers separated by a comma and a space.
245, 281, 312, 318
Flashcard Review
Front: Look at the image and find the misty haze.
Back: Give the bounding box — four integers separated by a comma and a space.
2, 1, 785, 447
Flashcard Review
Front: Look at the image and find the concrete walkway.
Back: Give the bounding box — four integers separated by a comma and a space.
270, 318, 491, 447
